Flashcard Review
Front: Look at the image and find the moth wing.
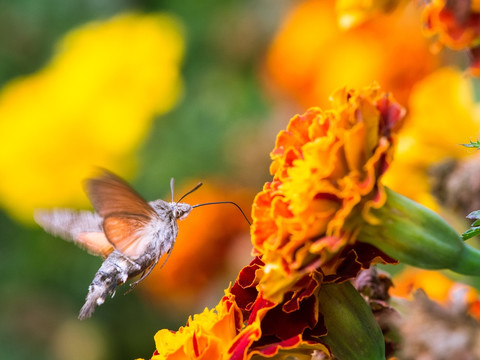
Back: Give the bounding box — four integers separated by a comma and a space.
77, 232, 115, 258
84, 168, 157, 220
84, 169, 161, 258
34, 209, 114, 257
103, 214, 155, 259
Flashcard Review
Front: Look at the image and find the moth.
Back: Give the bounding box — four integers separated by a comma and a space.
34, 169, 249, 319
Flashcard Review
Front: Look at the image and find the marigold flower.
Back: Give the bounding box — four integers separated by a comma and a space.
229, 258, 384, 360
423, 0, 480, 50
423, 0, 480, 74
265, 0, 437, 108
251, 84, 404, 301
151, 293, 243, 360
0, 13, 184, 221
230, 258, 326, 349
146, 259, 331, 360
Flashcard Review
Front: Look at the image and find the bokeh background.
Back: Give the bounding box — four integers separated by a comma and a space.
1, 0, 480, 359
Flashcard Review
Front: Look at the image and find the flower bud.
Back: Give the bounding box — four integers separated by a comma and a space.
358, 187, 480, 275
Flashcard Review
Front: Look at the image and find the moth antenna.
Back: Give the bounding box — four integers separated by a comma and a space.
177, 182, 203, 203
170, 177, 175, 203
192, 201, 251, 226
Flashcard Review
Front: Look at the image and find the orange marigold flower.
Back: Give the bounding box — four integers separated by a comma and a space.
229, 258, 329, 359
423, 0, 480, 50
251, 84, 404, 301
423, 0, 480, 74
151, 293, 243, 360
229, 258, 383, 359
147, 258, 329, 360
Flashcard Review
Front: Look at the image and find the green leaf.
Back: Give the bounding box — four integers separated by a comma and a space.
462, 226, 480, 241
318, 282, 385, 360
461, 140, 480, 150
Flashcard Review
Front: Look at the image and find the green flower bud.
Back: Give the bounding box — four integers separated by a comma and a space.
358, 187, 480, 275
318, 282, 385, 360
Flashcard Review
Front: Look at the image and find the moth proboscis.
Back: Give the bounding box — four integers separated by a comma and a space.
34, 169, 250, 319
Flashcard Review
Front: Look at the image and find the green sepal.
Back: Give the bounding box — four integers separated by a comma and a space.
318, 282, 385, 360
358, 187, 480, 275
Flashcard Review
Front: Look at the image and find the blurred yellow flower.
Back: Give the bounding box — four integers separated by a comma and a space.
265, 0, 437, 109
383, 67, 480, 210
0, 13, 184, 222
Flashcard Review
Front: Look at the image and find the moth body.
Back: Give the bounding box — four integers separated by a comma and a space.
79, 250, 138, 319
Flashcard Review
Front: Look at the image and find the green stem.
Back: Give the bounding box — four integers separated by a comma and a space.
452, 245, 480, 274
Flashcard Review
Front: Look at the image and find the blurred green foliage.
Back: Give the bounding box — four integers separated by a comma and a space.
0, 0, 289, 359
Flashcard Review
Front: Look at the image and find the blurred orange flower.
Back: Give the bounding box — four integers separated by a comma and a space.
383, 67, 480, 210
423, 0, 480, 75
0, 13, 184, 222
335, 0, 408, 29
141, 181, 253, 312
265, 0, 437, 109
252, 84, 404, 302
391, 267, 480, 320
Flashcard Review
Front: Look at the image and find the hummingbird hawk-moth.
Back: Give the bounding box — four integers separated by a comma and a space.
34, 169, 249, 319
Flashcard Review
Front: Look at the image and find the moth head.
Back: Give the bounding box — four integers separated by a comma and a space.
173, 202, 192, 220
168, 179, 250, 225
